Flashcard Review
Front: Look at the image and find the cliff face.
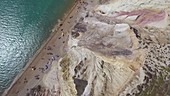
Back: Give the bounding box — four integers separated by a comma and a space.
36, 0, 170, 96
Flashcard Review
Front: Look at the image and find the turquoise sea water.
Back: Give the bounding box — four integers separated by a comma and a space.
0, 0, 74, 94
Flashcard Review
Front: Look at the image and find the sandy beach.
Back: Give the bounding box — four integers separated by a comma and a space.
2, 0, 93, 95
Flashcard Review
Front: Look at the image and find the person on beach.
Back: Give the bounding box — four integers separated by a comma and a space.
47, 46, 52, 50
47, 52, 53, 55
45, 65, 48, 70
39, 68, 45, 73
31, 66, 36, 71
35, 75, 40, 80
24, 78, 28, 83
52, 56, 54, 60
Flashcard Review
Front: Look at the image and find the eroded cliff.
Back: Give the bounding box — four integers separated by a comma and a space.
28, 0, 170, 96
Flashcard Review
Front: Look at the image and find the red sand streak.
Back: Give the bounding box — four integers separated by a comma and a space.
112, 9, 166, 25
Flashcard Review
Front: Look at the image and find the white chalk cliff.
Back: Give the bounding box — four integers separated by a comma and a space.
42, 0, 170, 96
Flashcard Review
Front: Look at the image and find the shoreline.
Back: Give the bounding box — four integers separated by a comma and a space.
2, 0, 79, 95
